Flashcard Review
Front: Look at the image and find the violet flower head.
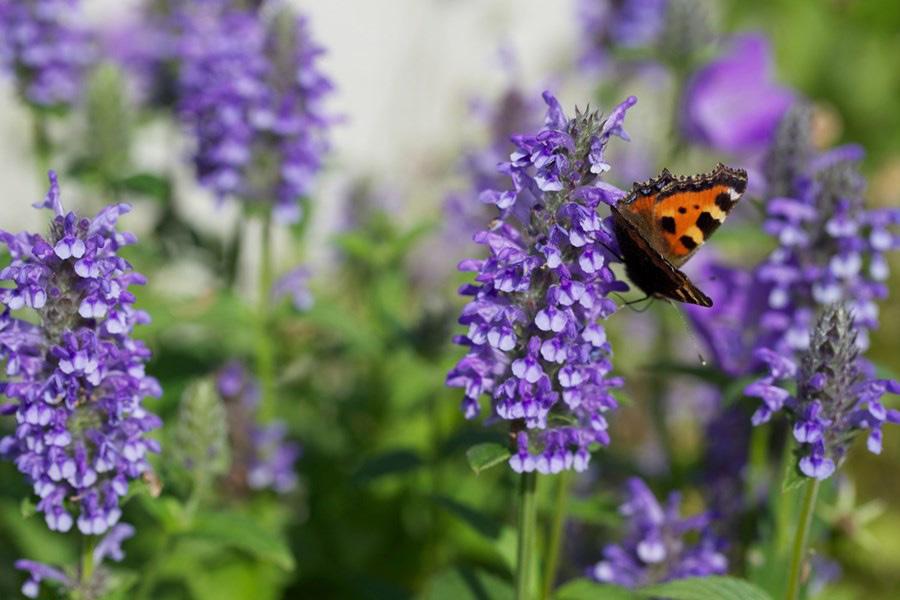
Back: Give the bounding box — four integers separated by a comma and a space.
589, 478, 727, 587
756, 107, 900, 355
746, 304, 900, 480
681, 34, 793, 155
446, 92, 635, 473
0, 0, 93, 107
578, 0, 668, 69
272, 265, 313, 312
217, 361, 299, 493
176, 3, 334, 223
0, 172, 161, 536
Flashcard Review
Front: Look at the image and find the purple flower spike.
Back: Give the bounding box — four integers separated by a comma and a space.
217, 362, 300, 493
747, 304, 900, 480
0, 0, 94, 107
589, 478, 727, 587
0, 172, 161, 536
681, 34, 793, 154
447, 92, 633, 472
176, 4, 334, 223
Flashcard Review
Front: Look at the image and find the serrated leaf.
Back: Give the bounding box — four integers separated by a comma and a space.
638, 576, 774, 600
781, 451, 808, 493
466, 443, 510, 475
188, 511, 295, 571
421, 566, 513, 600
555, 578, 638, 600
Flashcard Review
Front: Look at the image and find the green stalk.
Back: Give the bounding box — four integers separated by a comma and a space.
785, 478, 820, 600
515, 471, 538, 600
74, 535, 97, 599
540, 471, 573, 600
31, 108, 52, 184
256, 210, 277, 422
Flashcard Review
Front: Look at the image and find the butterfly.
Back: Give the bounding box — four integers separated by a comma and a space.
610, 163, 748, 307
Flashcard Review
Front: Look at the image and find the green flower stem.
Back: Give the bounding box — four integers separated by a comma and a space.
75, 535, 97, 599
256, 210, 277, 422
31, 108, 52, 185
785, 478, 820, 600
515, 470, 538, 600
540, 470, 573, 600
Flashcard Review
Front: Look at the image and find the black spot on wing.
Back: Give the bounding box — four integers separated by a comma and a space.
679, 235, 698, 250
696, 211, 721, 238
660, 216, 676, 234
715, 192, 734, 212
678, 207, 687, 214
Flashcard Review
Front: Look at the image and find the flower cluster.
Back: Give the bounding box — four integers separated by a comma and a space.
0, 172, 161, 535
746, 304, 900, 479
16, 523, 134, 598
272, 265, 314, 312
687, 105, 900, 375
446, 91, 635, 473
755, 107, 900, 356
176, 2, 333, 223
589, 478, 727, 587
0, 0, 93, 107
217, 361, 299, 493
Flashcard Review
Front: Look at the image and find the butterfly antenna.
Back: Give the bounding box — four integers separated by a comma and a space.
613, 293, 654, 312
667, 302, 709, 367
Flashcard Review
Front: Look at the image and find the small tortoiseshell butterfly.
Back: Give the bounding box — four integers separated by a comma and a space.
610, 163, 748, 307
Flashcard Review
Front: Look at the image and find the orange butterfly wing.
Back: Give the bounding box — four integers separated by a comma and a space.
616, 164, 747, 267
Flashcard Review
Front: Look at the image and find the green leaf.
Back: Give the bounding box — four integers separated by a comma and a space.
638, 576, 774, 600
431, 495, 502, 539
187, 511, 295, 571
352, 449, 424, 485
466, 443, 511, 475
555, 578, 638, 600
117, 173, 172, 202
421, 567, 513, 600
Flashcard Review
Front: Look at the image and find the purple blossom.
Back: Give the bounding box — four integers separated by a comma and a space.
0, 0, 93, 107
745, 304, 900, 480
0, 172, 162, 536
176, 4, 333, 223
272, 266, 313, 312
589, 478, 727, 587
681, 34, 793, 154
578, 0, 668, 69
217, 361, 300, 493
446, 92, 635, 473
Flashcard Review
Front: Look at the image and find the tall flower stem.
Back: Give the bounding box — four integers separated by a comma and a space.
785, 478, 820, 600
515, 471, 538, 600
256, 210, 277, 422
77, 535, 97, 598
31, 108, 52, 185
540, 471, 572, 600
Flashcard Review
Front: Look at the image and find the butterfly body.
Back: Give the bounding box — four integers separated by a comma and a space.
611, 163, 748, 307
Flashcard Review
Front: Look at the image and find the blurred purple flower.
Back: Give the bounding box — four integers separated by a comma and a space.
746, 304, 900, 479
177, 3, 333, 223
446, 92, 635, 473
216, 361, 300, 493
0, 172, 162, 536
681, 34, 793, 154
273, 266, 313, 312
578, 0, 668, 69
0, 0, 93, 107
589, 478, 727, 586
